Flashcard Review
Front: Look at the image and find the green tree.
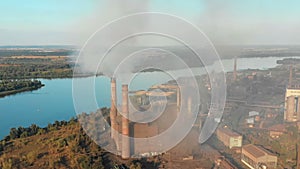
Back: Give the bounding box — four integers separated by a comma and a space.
9, 128, 19, 139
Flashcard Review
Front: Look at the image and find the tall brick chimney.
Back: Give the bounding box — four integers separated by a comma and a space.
121, 84, 130, 159
110, 78, 117, 140
289, 65, 293, 88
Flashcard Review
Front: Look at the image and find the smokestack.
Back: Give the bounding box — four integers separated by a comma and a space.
121, 84, 130, 159
233, 56, 237, 81
110, 78, 117, 140
297, 144, 300, 169
289, 65, 293, 88
177, 87, 180, 111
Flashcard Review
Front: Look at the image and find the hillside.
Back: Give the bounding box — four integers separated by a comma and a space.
0, 116, 160, 169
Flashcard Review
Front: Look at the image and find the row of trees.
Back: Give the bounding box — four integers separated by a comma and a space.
0, 79, 43, 93
0, 49, 75, 57
4, 118, 77, 141
0, 57, 73, 79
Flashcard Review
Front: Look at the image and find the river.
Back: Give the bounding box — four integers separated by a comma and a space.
0, 56, 299, 139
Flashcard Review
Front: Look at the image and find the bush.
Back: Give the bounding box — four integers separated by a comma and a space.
26, 151, 37, 165
37, 128, 46, 135
57, 139, 67, 148
1, 158, 13, 169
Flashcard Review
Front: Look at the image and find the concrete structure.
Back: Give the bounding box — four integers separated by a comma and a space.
241, 144, 277, 169
216, 128, 242, 149
121, 84, 130, 159
284, 88, 300, 122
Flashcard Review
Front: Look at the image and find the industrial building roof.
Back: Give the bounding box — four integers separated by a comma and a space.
130, 90, 175, 96
146, 91, 175, 97
249, 111, 259, 117
151, 84, 178, 89
287, 86, 300, 90
268, 124, 286, 132
243, 144, 276, 158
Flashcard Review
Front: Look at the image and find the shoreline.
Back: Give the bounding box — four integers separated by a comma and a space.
0, 84, 45, 98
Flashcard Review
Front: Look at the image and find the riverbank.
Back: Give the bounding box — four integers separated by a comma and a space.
0, 80, 44, 98
0, 85, 44, 98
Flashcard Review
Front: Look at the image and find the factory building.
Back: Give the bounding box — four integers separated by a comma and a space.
284, 65, 300, 122
241, 144, 277, 169
284, 88, 300, 122
109, 79, 183, 159
268, 124, 286, 138
216, 128, 242, 149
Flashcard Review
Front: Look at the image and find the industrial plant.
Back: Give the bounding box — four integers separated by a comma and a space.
108, 78, 185, 159
105, 57, 300, 168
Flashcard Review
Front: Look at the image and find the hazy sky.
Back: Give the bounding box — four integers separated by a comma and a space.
0, 0, 300, 45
